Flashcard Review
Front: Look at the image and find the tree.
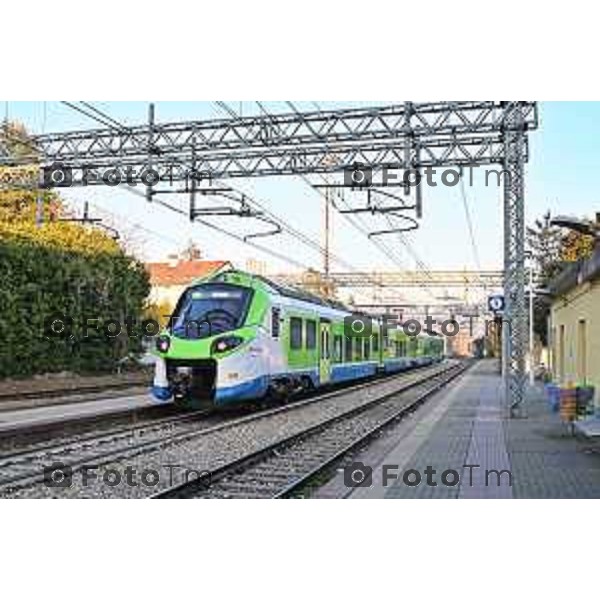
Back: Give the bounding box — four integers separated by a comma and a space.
527, 210, 598, 346
0, 122, 150, 377
526, 211, 563, 284
561, 229, 595, 262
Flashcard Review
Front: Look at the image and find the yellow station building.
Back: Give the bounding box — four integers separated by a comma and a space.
549, 245, 600, 405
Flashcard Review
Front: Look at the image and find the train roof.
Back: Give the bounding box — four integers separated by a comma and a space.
199, 268, 350, 310
192, 268, 429, 326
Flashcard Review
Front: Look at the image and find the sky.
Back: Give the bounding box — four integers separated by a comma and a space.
2, 101, 598, 280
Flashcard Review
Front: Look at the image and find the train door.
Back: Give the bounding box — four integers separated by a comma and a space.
319, 321, 331, 384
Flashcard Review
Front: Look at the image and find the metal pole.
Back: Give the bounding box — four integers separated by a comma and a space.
529, 263, 535, 386
503, 102, 528, 417
324, 188, 330, 279
146, 103, 155, 203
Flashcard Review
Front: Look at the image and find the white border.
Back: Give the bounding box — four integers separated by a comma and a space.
1, 1, 599, 99
0, 501, 587, 599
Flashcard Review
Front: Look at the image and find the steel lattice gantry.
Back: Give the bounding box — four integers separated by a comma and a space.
275, 270, 504, 289
2, 101, 537, 183
0, 101, 538, 412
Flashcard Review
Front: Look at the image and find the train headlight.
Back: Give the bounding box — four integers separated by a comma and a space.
211, 335, 244, 355
156, 335, 171, 353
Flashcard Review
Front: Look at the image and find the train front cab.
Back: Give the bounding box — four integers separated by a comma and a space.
152, 277, 269, 408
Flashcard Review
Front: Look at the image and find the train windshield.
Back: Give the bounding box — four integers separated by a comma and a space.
171, 284, 253, 339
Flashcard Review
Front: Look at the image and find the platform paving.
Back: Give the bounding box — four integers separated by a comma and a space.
0, 392, 157, 435
343, 360, 600, 499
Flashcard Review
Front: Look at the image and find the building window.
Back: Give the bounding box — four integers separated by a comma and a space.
271, 307, 280, 338
290, 317, 303, 350
306, 320, 317, 350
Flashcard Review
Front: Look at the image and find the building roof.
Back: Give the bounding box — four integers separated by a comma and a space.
549, 243, 600, 297
147, 260, 230, 287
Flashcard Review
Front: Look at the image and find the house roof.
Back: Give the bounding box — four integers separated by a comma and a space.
549, 243, 600, 297
147, 260, 230, 287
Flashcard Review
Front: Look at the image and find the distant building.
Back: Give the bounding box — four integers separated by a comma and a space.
549, 244, 600, 402
446, 324, 475, 358
246, 258, 267, 276
146, 256, 231, 307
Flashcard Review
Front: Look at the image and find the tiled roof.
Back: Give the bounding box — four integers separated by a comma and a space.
146, 260, 230, 287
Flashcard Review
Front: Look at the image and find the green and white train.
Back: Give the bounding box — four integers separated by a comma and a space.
152, 269, 444, 409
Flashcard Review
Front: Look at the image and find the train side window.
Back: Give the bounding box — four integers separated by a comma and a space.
334, 336, 343, 363
354, 337, 362, 362
344, 336, 353, 363
410, 338, 418, 354
372, 333, 379, 353
290, 317, 303, 350
306, 320, 317, 350
271, 307, 281, 338
364, 338, 370, 361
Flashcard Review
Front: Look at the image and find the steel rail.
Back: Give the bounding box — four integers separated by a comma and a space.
0, 364, 443, 494
151, 362, 466, 499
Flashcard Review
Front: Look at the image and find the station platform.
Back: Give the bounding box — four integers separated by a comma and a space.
321, 360, 600, 499
0, 391, 159, 436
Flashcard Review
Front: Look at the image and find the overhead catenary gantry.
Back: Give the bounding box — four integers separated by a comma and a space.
2, 102, 536, 183
275, 270, 504, 289
0, 101, 538, 414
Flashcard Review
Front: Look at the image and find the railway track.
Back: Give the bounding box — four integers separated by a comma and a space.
152, 361, 468, 499
0, 408, 221, 490
0, 400, 185, 448
0, 363, 453, 498
0, 379, 150, 411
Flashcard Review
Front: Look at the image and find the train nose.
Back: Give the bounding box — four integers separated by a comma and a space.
166, 359, 218, 408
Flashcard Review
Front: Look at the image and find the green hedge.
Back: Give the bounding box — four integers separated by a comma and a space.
0, 233, 150, 378
0, 125, 151, 378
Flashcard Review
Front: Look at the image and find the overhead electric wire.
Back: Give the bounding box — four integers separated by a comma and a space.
283, 101, 414, 271
60, 101, 122, 130
299, 100, 440, 302
83, 199, 182, 246
126, 186, 310, 269
66, 100, 326, 270
78, 102, 127, 130
52, 99, 420, 280
284, 100, 411, 269
307, 100, 435, 280
254, 100, 416, 297
58, 101, 313, 271
54, 100, 456, 291
213, 101, 362, 273
459, 175, 482, 271
214, 101, 239, 119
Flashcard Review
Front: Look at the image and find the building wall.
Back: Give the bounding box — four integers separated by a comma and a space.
149, 285, 185, 309
447, 328, 474, 358
550, 278, 600, 403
